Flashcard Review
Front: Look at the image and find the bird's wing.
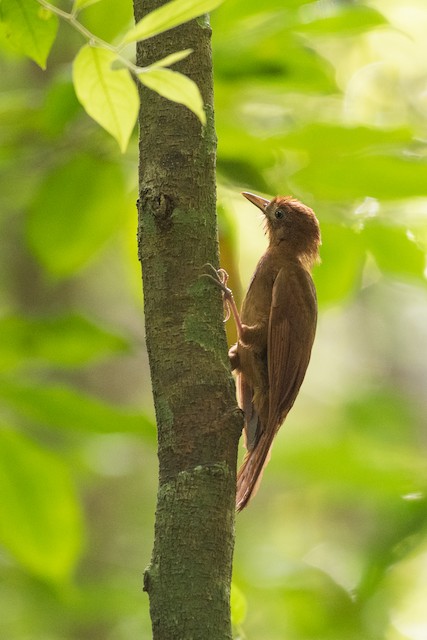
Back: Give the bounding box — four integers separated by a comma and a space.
267, 266, 317, 433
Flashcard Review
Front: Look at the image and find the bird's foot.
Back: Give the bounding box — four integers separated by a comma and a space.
202, 264, 231, 293
201, 264, 235, 322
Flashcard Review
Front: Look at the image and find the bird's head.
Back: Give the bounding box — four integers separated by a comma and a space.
242, 192, 321, 267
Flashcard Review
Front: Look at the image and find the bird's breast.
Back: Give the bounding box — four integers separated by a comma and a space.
241, 290, 271, 328
240, 258, 276, 328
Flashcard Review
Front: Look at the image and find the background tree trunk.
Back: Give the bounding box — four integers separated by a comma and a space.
132, 2, 242, 638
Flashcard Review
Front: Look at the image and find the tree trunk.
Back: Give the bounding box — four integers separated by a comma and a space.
132, 2, 242, 638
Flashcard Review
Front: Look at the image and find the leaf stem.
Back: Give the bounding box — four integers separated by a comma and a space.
35, 0, 139, 74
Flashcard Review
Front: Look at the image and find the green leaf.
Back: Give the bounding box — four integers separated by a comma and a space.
73, 0, 103, 12
278, 429, 427, 498
231, 582, 248, 627
138, 67, 205, 124
282, 124, 426, 202
296, 5, 386, 35
148, 48, 193, 69
213, 20, 335, 92
78, 0, 133, 42
122, 0, 225, 44
277, 568, 357, 639
115, 49, 192, 72
0, 427, 83, 583
314, 223, 366, 306
0, 380, 155, 439
72, 45, 139, 152
362, 219, 426, 282
27, 154, 127, 278
0, 314, 129, 371
40, 74, 81, 137
345, 390, 420, 445
1, 0, 58, 69
291, 154, 427, 202
281, 124, 412, 159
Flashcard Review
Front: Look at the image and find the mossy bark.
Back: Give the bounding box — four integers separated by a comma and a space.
132, 2, 242, 638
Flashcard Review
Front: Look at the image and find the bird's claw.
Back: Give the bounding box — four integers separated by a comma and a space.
201, 264, 234, 323
201, 264, 232, 295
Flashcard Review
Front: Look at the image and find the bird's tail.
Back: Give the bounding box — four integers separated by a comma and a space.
236, 433, 273, 511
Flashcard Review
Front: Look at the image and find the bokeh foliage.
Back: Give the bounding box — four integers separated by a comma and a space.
1, 0, 427, 638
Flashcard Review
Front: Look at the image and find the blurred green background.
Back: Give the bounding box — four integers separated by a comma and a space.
1, 0, 427, 638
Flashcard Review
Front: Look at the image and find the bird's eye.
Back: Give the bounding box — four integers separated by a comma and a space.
275, 209, 285, 220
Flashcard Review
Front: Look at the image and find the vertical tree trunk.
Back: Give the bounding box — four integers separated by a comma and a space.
132, 2, 242, 638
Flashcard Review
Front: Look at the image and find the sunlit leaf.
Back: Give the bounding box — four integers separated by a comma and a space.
122, 0, 225, 44
0, 427, 83, 583
0, 380, 155, 439
27, 154, 127, 278
1, 0, 58, 68
148, 48, 193, 69
291, 154, 427, 201
277, 431, 427, 498
296, 4, 386, 35
73, 0, 103, 12
281, 123, 412, 158
314, 223, 366, 306
112, 49, 193, 72
0, 314, 129, 371
283, 124, 425, 202
72, 45, 139, 152
77, 0, 133, 42
138, 67, 205, 124
362, 219, 426, 282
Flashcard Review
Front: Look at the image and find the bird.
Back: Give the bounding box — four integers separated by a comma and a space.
206, 191, 321, 511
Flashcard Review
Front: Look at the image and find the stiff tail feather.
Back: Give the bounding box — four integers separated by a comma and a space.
236, 434, 273, 511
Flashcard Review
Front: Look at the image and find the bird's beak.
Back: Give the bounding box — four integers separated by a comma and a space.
241, 192, 270, 213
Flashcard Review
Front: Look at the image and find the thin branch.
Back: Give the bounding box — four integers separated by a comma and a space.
36, 0, 194, 82
36, 0, 140, 74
